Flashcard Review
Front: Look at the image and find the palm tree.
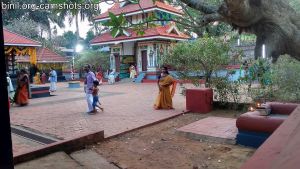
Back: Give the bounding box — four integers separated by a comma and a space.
50, 0, 101, 41
28, 9, 65, 40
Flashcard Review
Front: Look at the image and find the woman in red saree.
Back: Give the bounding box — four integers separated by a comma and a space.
96, 66, 103, 84
15, 69, 30, 106
154, 67, 177, 110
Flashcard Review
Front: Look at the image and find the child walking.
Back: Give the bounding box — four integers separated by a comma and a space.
91, 80, 104, 113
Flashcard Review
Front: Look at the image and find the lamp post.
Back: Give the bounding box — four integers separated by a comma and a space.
71, 55, 75, 80
71, 44, 83, 80
262, 44, 266, 59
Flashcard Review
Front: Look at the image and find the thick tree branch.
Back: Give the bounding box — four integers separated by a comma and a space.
179, 0, 219, 14
198, 13, 224, 26
178, 1, 201, 25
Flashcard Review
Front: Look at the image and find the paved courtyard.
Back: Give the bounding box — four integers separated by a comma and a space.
10, 82, 186, 155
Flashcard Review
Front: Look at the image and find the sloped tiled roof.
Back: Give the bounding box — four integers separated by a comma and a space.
3, 28, 41, 47
90, 25, 189, 45
95, 0, 182, 21
17, 48, 68, 63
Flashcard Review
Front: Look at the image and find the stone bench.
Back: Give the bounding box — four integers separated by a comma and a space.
240, 105, 300, 169
236, 102, 298, 147
31, 86, 50, 98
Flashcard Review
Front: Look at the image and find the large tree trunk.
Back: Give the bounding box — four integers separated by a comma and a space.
181, 0, 300, 62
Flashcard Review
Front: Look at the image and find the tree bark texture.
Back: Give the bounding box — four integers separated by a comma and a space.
181, 0, 300, 61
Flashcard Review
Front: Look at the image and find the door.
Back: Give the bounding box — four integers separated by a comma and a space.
141, 50, 147, 71
114, 53, 120, 72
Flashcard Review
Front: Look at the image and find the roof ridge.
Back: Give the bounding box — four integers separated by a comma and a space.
41, 47, 65, 58
38, 47, 46, 61
3, 28, 41, 45
94, 0, 181, 20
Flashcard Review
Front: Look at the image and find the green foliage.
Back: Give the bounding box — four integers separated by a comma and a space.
240, 58, 272, 89
84, 30, 99, 49
75, 50, 110, 72
240, 55, 300, 103
2, 0, 65, 39
5, 18, 40, 40
211, 77, 242, 109
63, 31, 78, 49
85, 31, 95, 43
40, 38, 66, 57
104, 0, 231, 38
270, 55, 300, 101
102, 12, 129, 38
162, 36, 230, 87
52, 35, 68, 47
289, 0, 300, 12
237, 58, 272, 102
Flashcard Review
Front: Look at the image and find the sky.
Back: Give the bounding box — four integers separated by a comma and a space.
55, 2, 111, 39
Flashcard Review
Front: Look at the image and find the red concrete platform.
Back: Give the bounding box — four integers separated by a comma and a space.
241, 106, 300, 169
177, 117, 237, 144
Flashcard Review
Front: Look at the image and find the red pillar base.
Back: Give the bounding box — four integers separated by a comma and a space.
186, 88, 213, 113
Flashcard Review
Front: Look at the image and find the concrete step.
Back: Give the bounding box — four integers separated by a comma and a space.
70, 149, 119, 169
15, 152, 82, 169
135, 72, 146, 83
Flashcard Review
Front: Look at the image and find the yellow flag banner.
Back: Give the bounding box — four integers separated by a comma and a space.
29, 47, 37, 65
5, 46, 37, 65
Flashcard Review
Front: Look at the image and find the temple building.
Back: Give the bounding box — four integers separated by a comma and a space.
4, 28, 68, 81
90, 0, 189, 80
16, 48, 68, 81
4, 28, 41, 77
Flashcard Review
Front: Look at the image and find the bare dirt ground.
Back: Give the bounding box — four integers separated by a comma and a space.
91, 110, 255, 169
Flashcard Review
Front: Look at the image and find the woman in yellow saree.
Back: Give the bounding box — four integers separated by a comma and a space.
34, 72, 41, 84
154, 67, 177, 110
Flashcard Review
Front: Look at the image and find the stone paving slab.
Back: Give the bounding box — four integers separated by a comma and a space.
15, 152, 82, 169
177, 117, 238, 144
12, 134, 43, 155
70, 150, 119, 169
10, 82, 186, 155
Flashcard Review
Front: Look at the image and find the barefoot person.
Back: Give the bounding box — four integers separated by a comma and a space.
91, 80, 104, 113
49, 67, 57, 92
15, 69, 30, 106
84, 64, 97, 113
154, 67, 177, 110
